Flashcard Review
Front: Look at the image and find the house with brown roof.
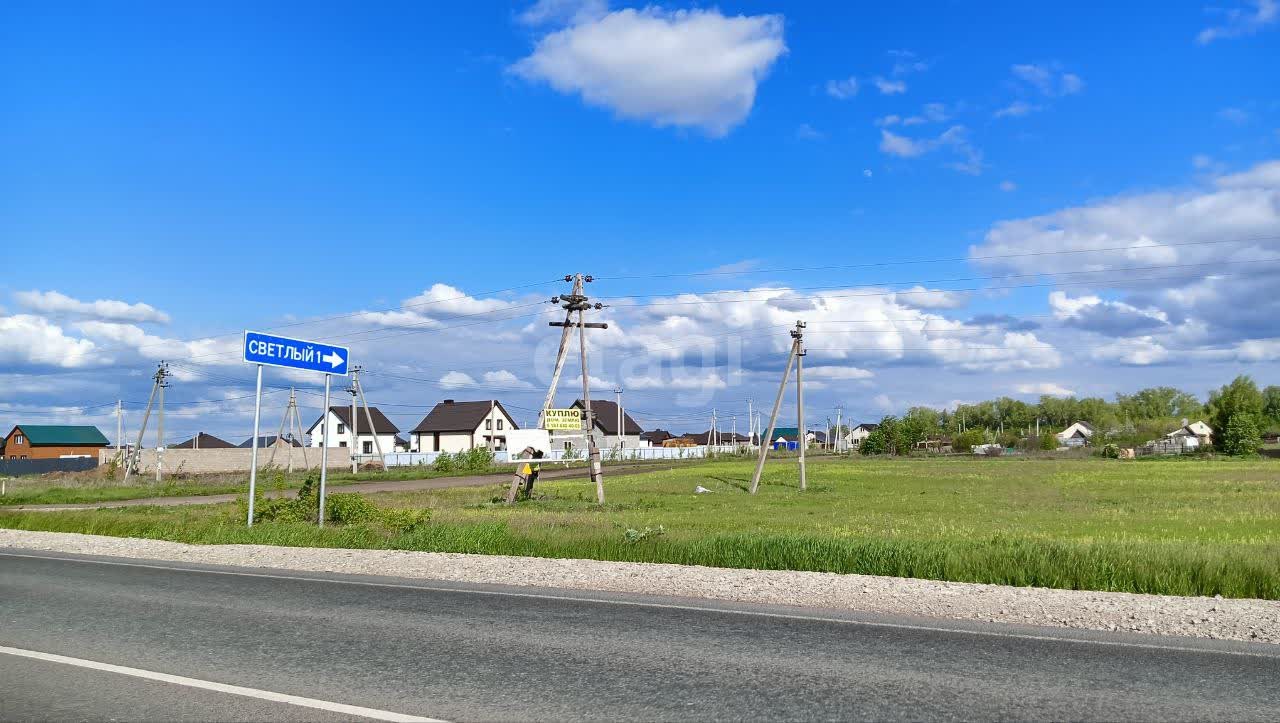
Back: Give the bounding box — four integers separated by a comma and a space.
3, 425, 110, 460
307, 406, 400, 455
171, 433, 235, 449
570, 399, 644, 450
410, 399, 519, 453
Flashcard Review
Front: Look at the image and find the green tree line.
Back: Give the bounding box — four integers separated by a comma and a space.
851, 376, 1279, 457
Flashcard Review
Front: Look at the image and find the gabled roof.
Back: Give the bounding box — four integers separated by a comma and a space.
412, 400, 518, 434
570, 399, 643, 435
9, 425, 109, 446
851, 423, 879, 432
640, 429, 674, 443
684, 431, 754, 445
239, 435, 303, 448
772, 427, 801, 441
171, 433, 235, 449
308, 406, 400, 435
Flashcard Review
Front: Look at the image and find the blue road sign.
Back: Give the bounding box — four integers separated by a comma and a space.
243, 330, 349, 377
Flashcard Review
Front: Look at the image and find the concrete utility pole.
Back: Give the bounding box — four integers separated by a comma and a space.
488, 398, 498, 451
267, 389, 309, 472
796, 335, 806, 490
353, 366, 385, 467
125, 362, 167, 483
546, 274, 608, 503
613, 388, 624, 453
115, 400, 123, 469
155, 363, 169, 483
747, 399, 754, 448
750, 322, 806, 494
834, 404, 843, 453
348, 375, 359, 473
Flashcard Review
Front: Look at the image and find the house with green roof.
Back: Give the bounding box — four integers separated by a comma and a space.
3, 424, 110, 460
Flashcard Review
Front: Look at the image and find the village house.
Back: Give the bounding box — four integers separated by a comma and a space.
1055, 421, 1095, 447
171, 433, 235, 449
570, 399, 644, 450
307, 406, 400, 455
410, 399, 519, 453
639, 429, 674, 447
3, 425, 109, 460
844, 423, 878, 449
771, 427, 824, 449
239, 435, 303, 449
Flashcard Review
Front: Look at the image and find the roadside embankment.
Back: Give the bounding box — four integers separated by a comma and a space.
3, 529, 1277, 645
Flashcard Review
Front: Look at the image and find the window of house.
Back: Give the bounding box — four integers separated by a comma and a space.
339, 441, 347, 448
337, 423, 345, 435
14, 435, 23, 445
485, 420, 492, 430
497, 419, 504, 430
362, 441, 373, 454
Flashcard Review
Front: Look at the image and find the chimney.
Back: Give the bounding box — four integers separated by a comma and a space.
444, 399, 454, 404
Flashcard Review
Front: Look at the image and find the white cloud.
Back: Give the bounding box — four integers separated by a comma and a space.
999, 180, 1017, 192
1015, 382, 1075, 397
1196, 0, 1278, 44
880, 126, 984, 174
625, 372, 727, 390
805, 366, 874, 380
993, 101, 1040, 119
825, 76, 859, 100
1011, 63, 1084, 97
1216, 107, 1252, 125
355, 284, 523, 328
482, 370, 535, 389
873, 76, 907, 95
888, 50, 929, 76
893, 286, 969, 309
795, 123, 824, 141
439, 371, 478, 389
971, 158, 1280, 361
14, 290, 170, 324
875, 114, 902, 127
510, 6, 787, 137
0, 314, 98, 368
518, 0, 607, 26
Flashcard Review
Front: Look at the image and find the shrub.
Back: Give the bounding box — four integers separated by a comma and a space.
325, 493, 378, 525
432, 452, 457, 473
457, 446, 495, 472
1100, 443, 1121, 459
952, 429, 986, 454
1038, 434, 1059, 451
379, 507, 432, 534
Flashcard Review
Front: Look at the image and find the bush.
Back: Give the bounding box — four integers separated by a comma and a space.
379, 507, 432, 534
952, 429, 986, 454
457, 446, 495, 472
432, 452, 458, 473
1100, 443, 1121, 459
325, 493, 378, 525
1221, 414, 1261, 456
1038, 434, 1059, 451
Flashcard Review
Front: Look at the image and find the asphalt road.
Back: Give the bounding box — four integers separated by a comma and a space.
11, 462, 676, 511
2, 550, 1278, 721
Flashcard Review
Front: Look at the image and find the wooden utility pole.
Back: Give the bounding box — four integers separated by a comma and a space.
545, 274, 608, 503
750, 322, 806, 494
124, 362, 166, 483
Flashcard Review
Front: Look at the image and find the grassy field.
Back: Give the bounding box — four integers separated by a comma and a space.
2, 455, 1278, 599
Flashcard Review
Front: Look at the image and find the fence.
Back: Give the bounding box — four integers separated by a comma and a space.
361, 444, 745, 468
105, 447, 352, 474
0, 457, 99, 477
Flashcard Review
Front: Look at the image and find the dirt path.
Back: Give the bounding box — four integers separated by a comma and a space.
9, 463, 678, 512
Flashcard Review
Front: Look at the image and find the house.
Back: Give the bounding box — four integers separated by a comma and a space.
307, 406, 400, 455
1055, 421, 1095, 447
3, 425, 109, 460
915, 436, 953, 453
640, 429, 674, 447
239, 435, 303, 449
844, 423, 879, 449
772, 427, 823, 447
171, 433, 235, 449
1166, 420, 1213, 447
410, 399, 519, 453
394, 435, 411, 452
684, 431, 753, 446
570, 399, 644, 450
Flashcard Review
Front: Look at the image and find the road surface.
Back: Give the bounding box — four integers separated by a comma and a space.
2, 549, 1277, 721
10, 462, 674, 512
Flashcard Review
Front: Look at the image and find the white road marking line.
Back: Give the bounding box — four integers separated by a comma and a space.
0, 644, 445, 723
4, 550, 1278, 660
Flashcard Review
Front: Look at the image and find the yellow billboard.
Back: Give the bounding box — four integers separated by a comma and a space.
543, 408, 583, 431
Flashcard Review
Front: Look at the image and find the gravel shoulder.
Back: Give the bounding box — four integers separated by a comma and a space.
3, 528, 1277, 645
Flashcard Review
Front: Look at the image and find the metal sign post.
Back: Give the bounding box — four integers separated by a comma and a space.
242, 331, 350, 528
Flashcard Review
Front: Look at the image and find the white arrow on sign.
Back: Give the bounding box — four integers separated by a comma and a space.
322, 351, 345, 369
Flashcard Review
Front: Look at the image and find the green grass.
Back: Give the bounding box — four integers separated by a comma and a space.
2, 456, 1278, 599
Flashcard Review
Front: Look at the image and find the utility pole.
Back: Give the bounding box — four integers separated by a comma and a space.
488, 398, 498, 451
267, 388, 309, 473
155, 363, 169, 483
834, 404, 843, 453
115, 400, 123, 471
613, 388, 624, 453
750, 321, 806, 494
353, 366, 385, 467
796, 334, 806, 490
125, 362, 167, 483
546, 274, 608, 503
731, 415, 737, 449
348, 374, 359, 473
747, 399, 754, 448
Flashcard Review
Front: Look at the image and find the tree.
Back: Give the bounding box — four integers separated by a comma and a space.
1116, 387, 1203, 421
952, 428, 986, 453
1221, 414, 1261, 456
1208, 375, 1264, 449
1263, 385, 1280, 425
1038, 433, 1058, 451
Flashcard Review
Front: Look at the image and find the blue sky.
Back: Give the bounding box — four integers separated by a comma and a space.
2, 0, 1279, 441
